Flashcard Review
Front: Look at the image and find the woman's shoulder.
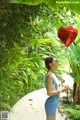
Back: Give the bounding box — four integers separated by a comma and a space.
46, 73, 56, 77
46, 73, 54, 78
46, 73, 59, 82
45, 73, 55, 81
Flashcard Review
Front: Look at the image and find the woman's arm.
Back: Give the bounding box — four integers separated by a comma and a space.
47, 76, 69, 96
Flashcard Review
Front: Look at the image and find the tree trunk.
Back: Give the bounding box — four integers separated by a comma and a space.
73, 81, 80, 104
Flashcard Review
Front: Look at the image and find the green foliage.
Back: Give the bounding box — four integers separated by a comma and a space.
63, 104, 80, 120
67, 43, 80, 86
0, 3, 66, 110
0, 102, 11, 111
9, 0, 80, 14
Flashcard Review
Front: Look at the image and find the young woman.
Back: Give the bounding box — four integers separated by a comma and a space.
44, 56, 69, 120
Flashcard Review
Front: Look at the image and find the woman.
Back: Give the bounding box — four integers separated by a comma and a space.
44, 56, 69, 120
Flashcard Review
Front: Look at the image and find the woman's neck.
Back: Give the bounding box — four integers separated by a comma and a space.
48, 69, 54, 74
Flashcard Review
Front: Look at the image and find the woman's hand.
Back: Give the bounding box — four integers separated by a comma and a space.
60, 85, 69, 92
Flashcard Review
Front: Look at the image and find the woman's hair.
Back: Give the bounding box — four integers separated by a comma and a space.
45, 56, 54, 70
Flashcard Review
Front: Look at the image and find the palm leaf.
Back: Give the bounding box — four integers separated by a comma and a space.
67, 43, 80, 86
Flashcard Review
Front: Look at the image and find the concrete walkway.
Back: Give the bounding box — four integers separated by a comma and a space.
10, 88, 67, 120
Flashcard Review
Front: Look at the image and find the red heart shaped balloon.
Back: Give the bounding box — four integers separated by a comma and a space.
58, 26, 78, 47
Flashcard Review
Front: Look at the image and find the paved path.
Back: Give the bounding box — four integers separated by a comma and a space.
10, 88, 67, 120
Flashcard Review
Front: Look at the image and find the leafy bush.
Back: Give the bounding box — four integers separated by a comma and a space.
63, 104, 80, 120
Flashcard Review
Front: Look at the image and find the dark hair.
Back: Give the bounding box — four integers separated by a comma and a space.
45, 56, 54, 70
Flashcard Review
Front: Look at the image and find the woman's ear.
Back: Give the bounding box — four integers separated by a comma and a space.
49, 63, 52, 67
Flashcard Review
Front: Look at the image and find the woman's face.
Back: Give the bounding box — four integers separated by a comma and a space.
49, 58, 58, 69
